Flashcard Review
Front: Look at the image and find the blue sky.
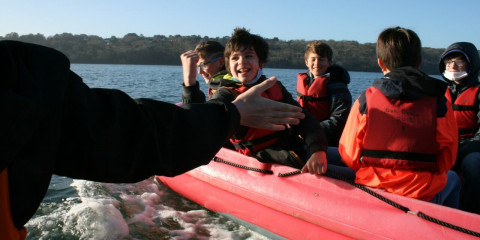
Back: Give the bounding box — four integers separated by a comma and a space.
1, 0, 479, 49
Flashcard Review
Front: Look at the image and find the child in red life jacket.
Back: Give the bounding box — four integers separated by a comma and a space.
210, 27, 329, 175
439, 42, 480, 213
297, 41, 352, 147
338, 27, 461, 207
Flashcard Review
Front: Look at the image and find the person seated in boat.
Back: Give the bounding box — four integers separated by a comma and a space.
210, 27, 329, 174
0, 40, 306, 239
297, 41, 352, 147
439, 42, 480, 214
181, 41, 234, 103
338, 27, 461, 208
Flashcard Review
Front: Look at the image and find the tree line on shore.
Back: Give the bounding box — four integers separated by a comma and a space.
1, 32, 447, 74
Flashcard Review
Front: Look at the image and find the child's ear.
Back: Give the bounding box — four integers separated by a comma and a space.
377, 58, 388, 72
260, 61, 265, 68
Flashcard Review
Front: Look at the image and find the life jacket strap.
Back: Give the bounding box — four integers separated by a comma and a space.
296, 92, 329, 102
362, 149, 436, 163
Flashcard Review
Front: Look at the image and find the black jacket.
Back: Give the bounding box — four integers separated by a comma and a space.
181, 70, 229, 104
304, 64, 352, 146
0, 40, 240, 229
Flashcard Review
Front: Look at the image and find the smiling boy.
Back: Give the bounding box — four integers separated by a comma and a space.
211, 28, 329, 175
297, 41, 352, 147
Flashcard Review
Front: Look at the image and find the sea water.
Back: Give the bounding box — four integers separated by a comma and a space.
23, 64, 435, 239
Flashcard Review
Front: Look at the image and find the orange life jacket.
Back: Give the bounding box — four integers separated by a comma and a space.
361, 87, 438, 170
296, 73, 330, 121
0, 169, 27, 240
229, 82, 286, 156
445, 86, 480, 140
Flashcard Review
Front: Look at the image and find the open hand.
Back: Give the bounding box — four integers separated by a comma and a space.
232, 77, 305, 130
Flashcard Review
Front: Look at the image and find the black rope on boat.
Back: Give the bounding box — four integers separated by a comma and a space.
416, 211, 480, 238
213, 156, 480, 237
278, 169, 301, 177
276, 167, 480, 238
325, 169, 480, 238
213, 157, 274, 174
325, 169, 410, 212
280, 169, 408, 211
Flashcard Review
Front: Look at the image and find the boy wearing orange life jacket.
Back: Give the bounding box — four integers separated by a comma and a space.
338, 27, 461, 207
211, 28, 329, 174
439, 42, 480, 213
297, 41, 352, 147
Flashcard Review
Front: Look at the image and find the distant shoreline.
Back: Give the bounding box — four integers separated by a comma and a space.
1, 32, 446, 74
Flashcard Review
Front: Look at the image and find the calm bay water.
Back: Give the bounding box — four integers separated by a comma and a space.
25, 64, 417, 239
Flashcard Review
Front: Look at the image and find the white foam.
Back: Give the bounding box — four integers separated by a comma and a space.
26, 177, 270, 239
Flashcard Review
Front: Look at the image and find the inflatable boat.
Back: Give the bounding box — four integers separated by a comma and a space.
157, 148, 480, 240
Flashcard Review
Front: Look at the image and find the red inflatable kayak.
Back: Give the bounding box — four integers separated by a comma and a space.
157, 148, 480, 240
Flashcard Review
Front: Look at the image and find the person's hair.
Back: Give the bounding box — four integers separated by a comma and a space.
224, 27, 269, 72
195, 41, 225, 60
444, 52, 467, 61
376, 27, 422, 70
305, 41, 333, 61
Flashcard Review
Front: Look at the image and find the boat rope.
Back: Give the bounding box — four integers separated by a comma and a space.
278, 169, 301, 177
277, 168, 480, 238
212, 157, 274, 174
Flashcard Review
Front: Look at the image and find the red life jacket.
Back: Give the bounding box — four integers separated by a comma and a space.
296, 73, 330, 121
445, 86, 480, 140
229, 82, 285, 156
361, 87, 438, 170
0, 169, 27, 240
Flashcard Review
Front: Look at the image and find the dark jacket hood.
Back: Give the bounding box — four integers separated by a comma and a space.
327, 64, 350, 84
439, 42, 480, 86
374, 67, 447, 100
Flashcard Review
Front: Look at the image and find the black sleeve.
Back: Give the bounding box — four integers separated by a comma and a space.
320, 81, 352, 146
182, 81, 206, 104
1, 40, 242, 229
0, 40, 240, 183
55, 79, 240, 182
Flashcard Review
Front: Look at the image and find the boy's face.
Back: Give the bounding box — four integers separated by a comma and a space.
305, 52, 331, 78
229, 46, 263, 83
197, 56, 223, 84
444, 55, 468, 73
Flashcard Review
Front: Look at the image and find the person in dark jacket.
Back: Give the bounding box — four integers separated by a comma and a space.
439, 42, 480, 214
181, 41, 230, 103
0, 40, 305, 239
296, 41, 352, 147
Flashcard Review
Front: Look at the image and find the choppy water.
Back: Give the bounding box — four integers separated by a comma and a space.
24, 64, 432, 239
